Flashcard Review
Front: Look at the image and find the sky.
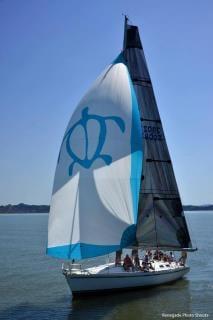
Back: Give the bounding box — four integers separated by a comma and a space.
0, 0, 212, 205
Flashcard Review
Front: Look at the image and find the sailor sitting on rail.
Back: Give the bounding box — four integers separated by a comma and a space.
179, 251, 187, 266
123, 254, 134, 271
141, 261, 149, 272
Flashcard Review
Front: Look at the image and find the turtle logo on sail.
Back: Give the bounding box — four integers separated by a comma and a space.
58, 107, 125, 176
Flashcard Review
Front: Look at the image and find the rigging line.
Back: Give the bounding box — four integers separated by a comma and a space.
152, 199, 158, 249
171, 175, 196, 249
107, 254, 110, 274
68, 178, 80, 259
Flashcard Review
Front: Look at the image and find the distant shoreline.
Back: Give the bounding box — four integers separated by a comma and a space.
0, 203, 213, 214
0, 204, 49, 214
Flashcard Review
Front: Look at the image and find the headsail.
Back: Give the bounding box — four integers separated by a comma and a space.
47, 58, 142, 259
123, 18, 193, 251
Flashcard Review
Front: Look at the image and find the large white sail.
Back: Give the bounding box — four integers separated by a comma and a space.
47, 56, 142, 259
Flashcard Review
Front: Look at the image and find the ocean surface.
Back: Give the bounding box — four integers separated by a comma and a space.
0, 212, 212, 320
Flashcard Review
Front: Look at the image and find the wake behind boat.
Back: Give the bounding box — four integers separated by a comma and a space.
47, 16, 196, 296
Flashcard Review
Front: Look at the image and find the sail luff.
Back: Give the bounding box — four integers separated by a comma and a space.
123, 15, 128, 50
123, 20, 193, 250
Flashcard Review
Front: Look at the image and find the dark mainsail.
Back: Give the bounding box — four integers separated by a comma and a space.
123, 17, 193, 251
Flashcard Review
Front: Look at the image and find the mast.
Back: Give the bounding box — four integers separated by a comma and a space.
123, 18, 194, 251
123, 15, 128, 50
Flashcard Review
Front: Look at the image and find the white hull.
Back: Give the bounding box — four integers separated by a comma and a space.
64, 264, 190, 296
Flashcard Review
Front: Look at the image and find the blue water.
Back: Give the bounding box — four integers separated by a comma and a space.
0, 212, 212, 320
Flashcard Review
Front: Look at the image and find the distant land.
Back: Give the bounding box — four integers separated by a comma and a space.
0, 203, 49, 213
0, 203, 213, 213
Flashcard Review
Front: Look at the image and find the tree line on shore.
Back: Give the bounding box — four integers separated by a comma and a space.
0, 203, 213, 213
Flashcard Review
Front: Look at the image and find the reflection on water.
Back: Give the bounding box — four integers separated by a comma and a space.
0, 280, 191, 320
71, 279, 191, 320
0, 212, 212, 320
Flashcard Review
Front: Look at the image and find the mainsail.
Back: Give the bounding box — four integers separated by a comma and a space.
47, 18, 193, 261
123, 17, 192, 250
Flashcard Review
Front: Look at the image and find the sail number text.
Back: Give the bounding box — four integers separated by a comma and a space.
144, 125, 163, 141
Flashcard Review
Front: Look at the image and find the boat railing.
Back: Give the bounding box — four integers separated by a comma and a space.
62, 262, 90, 275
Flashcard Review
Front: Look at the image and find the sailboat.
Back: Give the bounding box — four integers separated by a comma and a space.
47, 17, 196, 296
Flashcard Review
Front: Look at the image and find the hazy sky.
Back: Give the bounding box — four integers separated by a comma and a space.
0, 0, 212, 205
